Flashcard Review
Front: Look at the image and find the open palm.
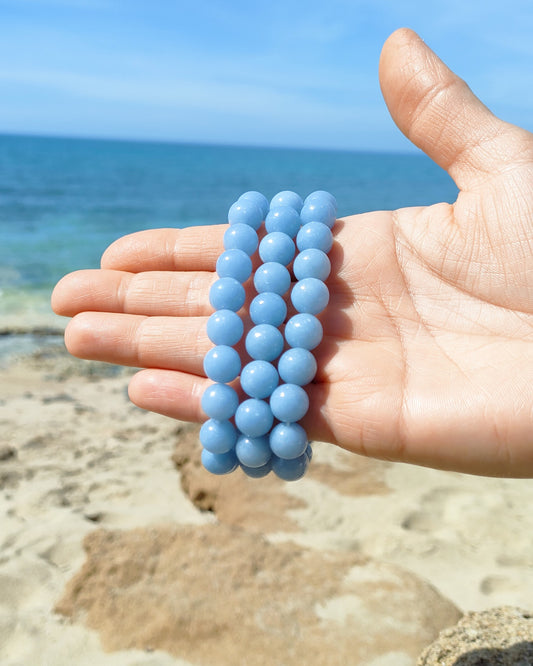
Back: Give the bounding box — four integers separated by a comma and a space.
52, 29, 533, 477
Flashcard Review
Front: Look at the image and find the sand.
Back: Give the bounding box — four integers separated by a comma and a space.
1, 339, 533, 665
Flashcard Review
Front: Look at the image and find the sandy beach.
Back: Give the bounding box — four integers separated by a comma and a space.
1, 338, 533, 665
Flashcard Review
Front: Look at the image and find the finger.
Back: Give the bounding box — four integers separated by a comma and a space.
379, 28, 531, 190
64, 311, 209, 373
127, 368, 327, 432
101, 225, 226, 272
128, 369, 209, 423
127, 367, 351, 445
51, 269, 216, 318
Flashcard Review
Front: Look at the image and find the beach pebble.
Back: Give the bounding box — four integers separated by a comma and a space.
417, 606, 533, 665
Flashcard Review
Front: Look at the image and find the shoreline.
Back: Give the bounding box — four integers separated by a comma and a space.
0, 327, 66, 369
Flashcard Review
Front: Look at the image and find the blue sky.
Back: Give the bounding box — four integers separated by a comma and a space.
0, 0, 531, 151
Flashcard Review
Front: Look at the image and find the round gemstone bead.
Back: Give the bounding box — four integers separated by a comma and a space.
235, 434, 272, 468
284, 313, 323, 350
291, 277, 329, 315
201, 382, 239, 420
201, 448, 239, 475
296, 221, 333, 253
200, 419, 237, 454
240, 360, 279, 399
269, 422, 308, 460
206, 309, 244, 346
238, 191, 269, 218
300, 200, 336, 228
278, 348, 317, 386
254, 262, 291, 295
228, 200, 263, 229
203, 345, 241, 383
259, 232, 295, 266
270, 383, 309, 422
249, 292, 287, 327
271, 453, 308, 481
265, 206, 301, 238
304, 190, 338, 213
245, 324, 284, 361
223, 223, 259, 256
235, 399, 274, 438
293, 248, 331, 281
270, 190, 303, 212
200, 188, 336, 480
216, 249, 253, 283
240, 461, 272, 478
209, 277, 245, 312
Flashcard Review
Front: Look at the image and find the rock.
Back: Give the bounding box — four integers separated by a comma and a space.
55, 523, 461, 666
417, 606, 533, 665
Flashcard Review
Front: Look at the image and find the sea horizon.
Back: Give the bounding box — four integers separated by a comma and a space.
0, 130, 420, 157
0, 132, 458, 359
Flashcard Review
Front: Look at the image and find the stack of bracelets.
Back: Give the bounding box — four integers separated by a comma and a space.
200, 189, 336, 482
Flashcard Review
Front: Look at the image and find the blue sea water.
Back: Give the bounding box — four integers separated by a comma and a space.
0, 133, 458, 334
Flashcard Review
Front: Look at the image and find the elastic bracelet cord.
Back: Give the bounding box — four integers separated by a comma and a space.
200, 190, 337, 481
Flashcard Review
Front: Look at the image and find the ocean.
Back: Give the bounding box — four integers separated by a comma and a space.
0, 133, 458, 356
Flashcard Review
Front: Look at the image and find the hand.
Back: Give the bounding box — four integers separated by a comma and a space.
52, 29, 533, 477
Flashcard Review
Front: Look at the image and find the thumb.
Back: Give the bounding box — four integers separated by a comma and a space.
379, 28, 529, 191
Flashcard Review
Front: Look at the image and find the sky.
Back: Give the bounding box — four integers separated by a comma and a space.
0, 0, 531, 152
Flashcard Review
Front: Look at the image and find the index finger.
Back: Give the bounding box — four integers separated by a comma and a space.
101, 225, 226, 273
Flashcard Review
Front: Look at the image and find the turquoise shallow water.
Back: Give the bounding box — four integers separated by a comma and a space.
0, 133, 458, 333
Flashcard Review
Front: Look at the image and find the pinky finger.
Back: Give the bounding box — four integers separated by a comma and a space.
128, 368, 208, 423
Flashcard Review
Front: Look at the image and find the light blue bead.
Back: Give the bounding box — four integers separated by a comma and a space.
270, 383, 309, 422
293, 248, 331, 281
203, 345, 241, 383
228, 200, 263, 230
223, 223, 259, 256
305, 443, 313, 461
200, 419, 237, 454
206, 309, 244, 346
300, 200, 336, 228
235, 434, 272, 468
238, 191, 269, 218
245, 324, 284, 361
284, 313, 323, 350
209, 277, 245, 312
258, 232, 295, 266
254, 262, 291, 295
296, 221, 333, 253
269, 422, 308, 460
240, 360, 279, 399
270, 190, 303, 212
249, 292, 287, 327
240, 461, 272, 478
304, 190, 338, 213
291, 277, 329, 315
216, 249, 252, 283
201, 448, 239, 475
201, 382, 239, 420
278, 348, 317, 386
235, 398, 274, 438
265, 206, 301, 238
271, 453, 309, 481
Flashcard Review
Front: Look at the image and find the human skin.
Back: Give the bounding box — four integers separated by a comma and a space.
52, 29, 533, 477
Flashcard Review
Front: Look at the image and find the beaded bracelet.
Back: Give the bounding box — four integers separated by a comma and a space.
200, 190, 336, 481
